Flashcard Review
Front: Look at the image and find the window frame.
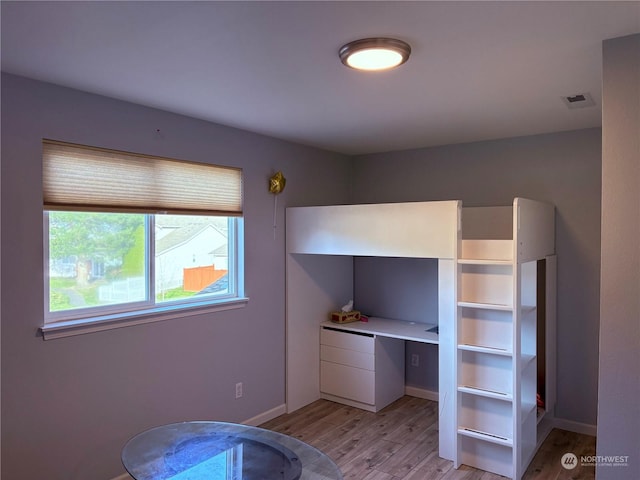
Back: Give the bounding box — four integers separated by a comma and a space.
42, 213, 247, 340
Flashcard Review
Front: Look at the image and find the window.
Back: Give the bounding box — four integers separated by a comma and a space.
42, 140, 245, 337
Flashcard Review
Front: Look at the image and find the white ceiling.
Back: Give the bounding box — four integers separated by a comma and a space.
1, 1, 639, 155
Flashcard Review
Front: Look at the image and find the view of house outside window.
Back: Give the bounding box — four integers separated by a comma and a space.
46, 211, 234, 319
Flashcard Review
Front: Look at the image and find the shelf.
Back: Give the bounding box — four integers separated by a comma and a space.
537, 407, 546, 425
458, 385, 513, 401
458, 344, 512, 356
457, 427, 513, 447
458, 258, 513, 266
458, 301, 512, 311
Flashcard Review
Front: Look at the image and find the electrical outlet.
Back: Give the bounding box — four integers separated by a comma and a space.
411, 354, 419, 367
235, 382, 243, 399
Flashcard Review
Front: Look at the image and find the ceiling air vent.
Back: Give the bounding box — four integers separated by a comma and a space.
562, 92, 596, 109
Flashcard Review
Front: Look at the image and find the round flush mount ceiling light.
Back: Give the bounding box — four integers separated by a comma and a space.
339, 37, 411, 71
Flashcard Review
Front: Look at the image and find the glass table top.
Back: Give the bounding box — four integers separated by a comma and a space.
122, 421, 343, 480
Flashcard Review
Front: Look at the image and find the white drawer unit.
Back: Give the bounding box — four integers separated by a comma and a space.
320, 325, 405, 412
321, 327, 374, 353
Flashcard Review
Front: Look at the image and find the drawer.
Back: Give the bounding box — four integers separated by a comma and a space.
320, 344, 375, 370
320, 327, 374, 354
320, 361, 375, 405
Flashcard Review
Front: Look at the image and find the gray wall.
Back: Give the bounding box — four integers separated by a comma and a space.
0, 73, 352, 480
354, 256, 440, 392
351, 128, 602, 427
597, 34, 640, 479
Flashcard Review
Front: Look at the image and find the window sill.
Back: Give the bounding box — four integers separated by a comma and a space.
40, 297, 249, 340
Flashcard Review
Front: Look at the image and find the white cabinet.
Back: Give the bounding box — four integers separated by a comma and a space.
320, 326, 405, 412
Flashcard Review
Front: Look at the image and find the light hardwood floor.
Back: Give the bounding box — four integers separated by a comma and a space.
260, 396, 596, 480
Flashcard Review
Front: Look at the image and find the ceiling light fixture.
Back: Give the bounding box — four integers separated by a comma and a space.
339, 37, 411, 71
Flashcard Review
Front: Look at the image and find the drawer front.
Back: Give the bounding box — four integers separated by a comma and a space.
320, 361, 375, 405
320, 328, 375, 354
320, 344, 375, 370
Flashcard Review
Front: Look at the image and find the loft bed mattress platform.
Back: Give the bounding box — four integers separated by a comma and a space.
286, 198, 554, 264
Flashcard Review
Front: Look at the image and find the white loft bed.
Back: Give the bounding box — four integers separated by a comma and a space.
285, 198, 555, 480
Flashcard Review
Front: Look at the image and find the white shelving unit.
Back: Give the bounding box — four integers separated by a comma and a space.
285, 198, 556, 479
457, 240, 517, 477
455, 199, 555, 479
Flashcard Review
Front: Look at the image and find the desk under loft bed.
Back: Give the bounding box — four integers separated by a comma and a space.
285, 198, 556, 479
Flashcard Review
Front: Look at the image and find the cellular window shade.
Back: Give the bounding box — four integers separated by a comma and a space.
43, 140, 243, 216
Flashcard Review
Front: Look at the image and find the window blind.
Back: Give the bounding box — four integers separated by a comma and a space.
43, 140, 243, 216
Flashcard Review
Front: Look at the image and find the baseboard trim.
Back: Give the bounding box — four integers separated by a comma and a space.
405, 385, 439, 402
552, 417, 597, 437
242, 403, 287, 427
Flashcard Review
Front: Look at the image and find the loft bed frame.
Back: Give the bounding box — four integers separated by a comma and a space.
285, 198, 556, 479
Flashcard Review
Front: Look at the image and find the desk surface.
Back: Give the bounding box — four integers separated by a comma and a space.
122, 421, 343, 480
320, 317, 439, 344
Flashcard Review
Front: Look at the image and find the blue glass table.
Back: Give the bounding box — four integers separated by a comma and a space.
122, 421, 343, 480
